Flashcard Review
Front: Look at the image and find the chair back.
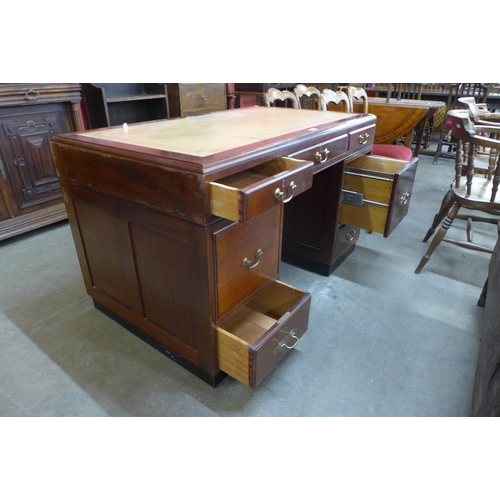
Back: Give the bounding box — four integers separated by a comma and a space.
448, 110, 500, 201
321, 89, 351, 112
264, 88, 299, 108
347, 85, 368, 113
293, 84, 321, 109
387, 83, 423, 101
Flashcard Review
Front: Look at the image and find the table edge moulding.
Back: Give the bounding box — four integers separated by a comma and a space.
50, 106, 415, 388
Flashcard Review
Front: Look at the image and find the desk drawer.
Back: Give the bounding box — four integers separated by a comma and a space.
210, 157, 313, 222
214, 206, 281, 319
339, 155, 418, 237
216, 280, 311, 388
288, 134, 348, 171
348, 124, 376, 155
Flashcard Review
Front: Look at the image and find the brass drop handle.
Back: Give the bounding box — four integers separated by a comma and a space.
399, 192, 410, 205
274, 181, 297, 203
278, 329, 300, 349
201, 94, 209, 101
242, 248, 263, 269
25, 89, 41, 101
315, 147, 330, 163
345, 229, 357, 241
358, 132, 370, 144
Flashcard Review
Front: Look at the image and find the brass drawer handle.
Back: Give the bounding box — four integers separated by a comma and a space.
358, 132, 370, 144
315, 147, 330, 163
274, 181, 297, 203
399, 192, 410, 205
345, 229, 357, 241
201, 94, 209, 100
242, 248, 263, 269
278, 329, 300, 349
25, 89, 41, 101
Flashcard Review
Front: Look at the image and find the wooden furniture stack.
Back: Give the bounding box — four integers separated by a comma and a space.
51, 106, 417, 387
0, 84, 83, 240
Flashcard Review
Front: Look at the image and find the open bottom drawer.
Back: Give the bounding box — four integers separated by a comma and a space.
216, 280, 311, 388
340, 154, 418, 237
210, 157, 313, 222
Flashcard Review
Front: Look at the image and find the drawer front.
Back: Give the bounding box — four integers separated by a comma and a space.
339, 155, 418, 237
334, 224, 359, 260
179, 83, 227, 116
214, 205, 281, 319
348, 124, 376, 156
210, 157, 313, 222
216, 280, 311, 388
288, 134, 348, 172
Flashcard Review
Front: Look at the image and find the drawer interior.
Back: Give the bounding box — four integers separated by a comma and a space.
347, 154, 407, 177
213, 157, 308, 190
216, 280, 310, 387
210, 157, 312, 221
218, 280, 305, 346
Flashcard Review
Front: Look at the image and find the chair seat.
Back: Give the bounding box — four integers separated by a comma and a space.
453, 178, 500, 206
372, 144, 413, 161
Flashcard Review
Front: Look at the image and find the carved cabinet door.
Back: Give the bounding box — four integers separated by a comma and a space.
0, 104, 69, 214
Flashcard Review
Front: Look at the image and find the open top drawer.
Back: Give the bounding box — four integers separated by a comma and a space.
339, 154, 418, 237
216, 280, 311, 388
210, 157, 314, 222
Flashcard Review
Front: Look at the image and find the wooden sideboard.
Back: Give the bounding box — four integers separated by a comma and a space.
51, 106, 415, 387
0, 84, 83, 240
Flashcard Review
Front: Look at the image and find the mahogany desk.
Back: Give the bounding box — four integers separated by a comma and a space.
50, 107, 395, 387
353, 97, 446, 156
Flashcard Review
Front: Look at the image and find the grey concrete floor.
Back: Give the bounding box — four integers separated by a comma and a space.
0, 152, 493, 417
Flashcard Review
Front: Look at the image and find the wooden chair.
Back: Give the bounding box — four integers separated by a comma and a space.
415, 110, 500, 274
433, 83, 492, 164
294, 84, 321, 110
387, 83, 424, 101
458, 96, 500, 125
320, 89, 350, 112
347, 85, 413, 161
264, 88, 299, 108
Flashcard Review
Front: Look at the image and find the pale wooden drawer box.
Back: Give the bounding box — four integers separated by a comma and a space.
216, 280, 311, 388
210, 157, 313, 223
339, 154, 418, 237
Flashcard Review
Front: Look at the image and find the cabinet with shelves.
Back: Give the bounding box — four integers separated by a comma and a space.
82, 83, 170, 129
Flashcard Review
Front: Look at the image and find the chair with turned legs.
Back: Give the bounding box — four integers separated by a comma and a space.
415, 110, 500, 274
347, 85, 413, 161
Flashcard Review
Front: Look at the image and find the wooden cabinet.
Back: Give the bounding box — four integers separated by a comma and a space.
51, 107, 376, 387
167, 83, 227, 117
82, 83, 169, 129
0, 84, 83, 241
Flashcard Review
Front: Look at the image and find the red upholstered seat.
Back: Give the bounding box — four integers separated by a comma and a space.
372, 144, 413, 161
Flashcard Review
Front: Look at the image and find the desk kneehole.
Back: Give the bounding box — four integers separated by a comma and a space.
216, 280, 311, 388
339, 155, 418, 237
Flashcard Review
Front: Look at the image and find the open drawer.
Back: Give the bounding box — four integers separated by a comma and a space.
216, 280, 311, 388
339, 154, 418, 237
210, 157, 314, 222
